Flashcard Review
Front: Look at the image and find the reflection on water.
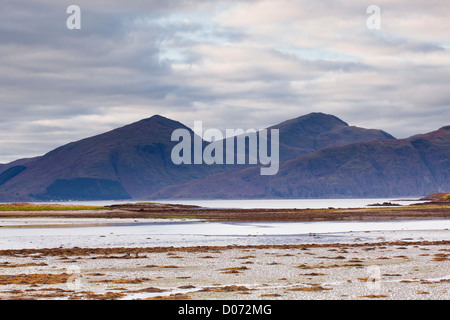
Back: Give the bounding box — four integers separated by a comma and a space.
0, 219, 448, 250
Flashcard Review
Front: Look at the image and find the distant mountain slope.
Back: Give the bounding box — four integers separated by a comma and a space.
0, 113, 398, 201
154, 126, 450, 199
269, 113, 395, 161
0, 157, 40, 174
0, 115, 222, 201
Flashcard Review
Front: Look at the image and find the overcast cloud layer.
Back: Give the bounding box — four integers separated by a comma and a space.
1, 0, 449, 163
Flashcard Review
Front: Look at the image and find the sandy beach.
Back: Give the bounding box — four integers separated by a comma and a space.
0, 241, 450, 300
0, 203, 449, 300
0, 240, 448, 300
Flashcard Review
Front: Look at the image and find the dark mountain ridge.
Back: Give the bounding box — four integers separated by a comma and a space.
154, 125, 450, 199
268, 112, 394, 161
0, 112, 443, 202
0, 115, 222, 201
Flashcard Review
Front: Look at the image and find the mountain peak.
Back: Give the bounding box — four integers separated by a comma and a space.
146, 114, 170, 121
125, 114, 190, 133
272, 112, 348, 133
298, 112, 349, 126
140, 114, 179, 125
2, 112, 439, 202
267, 112, 394, 158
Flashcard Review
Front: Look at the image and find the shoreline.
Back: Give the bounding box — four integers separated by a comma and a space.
0, 203, 449, 222
1, 239, 449, 256
0, 217, 449, 251
0, 203, 448, 300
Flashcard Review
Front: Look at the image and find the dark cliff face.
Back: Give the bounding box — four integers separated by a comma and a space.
0, 112, 446, 201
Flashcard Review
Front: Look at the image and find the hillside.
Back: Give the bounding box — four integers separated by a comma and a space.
154, 125, 450, 199
268, 113, 394, 161
0, 115, 222, 201
0, 112, 417, 201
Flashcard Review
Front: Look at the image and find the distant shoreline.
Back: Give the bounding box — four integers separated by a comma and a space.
0, 202, 449, 222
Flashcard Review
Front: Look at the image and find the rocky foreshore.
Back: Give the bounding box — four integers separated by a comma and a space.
0, 240, 449, 300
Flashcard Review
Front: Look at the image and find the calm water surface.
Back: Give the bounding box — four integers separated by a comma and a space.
0, 197, 444, 250
34, 198, 424, 209
0, 218, 448, 250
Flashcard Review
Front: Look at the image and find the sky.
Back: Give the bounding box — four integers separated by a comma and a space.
1, 0, 449, 163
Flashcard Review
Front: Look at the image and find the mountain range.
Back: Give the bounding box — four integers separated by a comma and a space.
0, 112, 448, 201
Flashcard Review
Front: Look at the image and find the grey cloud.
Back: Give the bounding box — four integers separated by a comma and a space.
367, 32, 445, 54
0, 0, 449, 163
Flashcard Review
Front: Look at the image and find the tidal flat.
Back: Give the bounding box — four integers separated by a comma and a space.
0, 202, 449, 300
0, 241, 449, 300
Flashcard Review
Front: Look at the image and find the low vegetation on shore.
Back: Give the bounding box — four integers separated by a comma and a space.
0, 193, 449, 221
420, 193, 450, 203
0, 203, 107, 211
